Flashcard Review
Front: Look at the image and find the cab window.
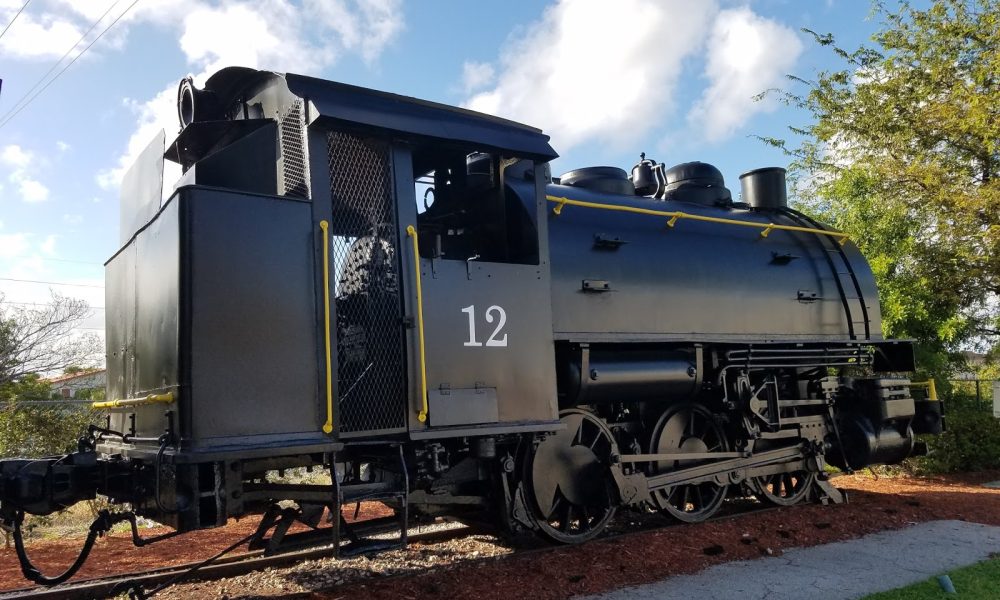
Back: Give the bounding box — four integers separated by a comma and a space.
413, 148, 538, 265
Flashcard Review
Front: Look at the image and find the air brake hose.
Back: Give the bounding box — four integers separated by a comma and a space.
12, 509, 127, 586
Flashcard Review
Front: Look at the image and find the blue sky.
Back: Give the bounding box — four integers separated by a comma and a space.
0, 0, 900, 337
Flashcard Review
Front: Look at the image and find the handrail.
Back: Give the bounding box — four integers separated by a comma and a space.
320, 220, 335, 435
546, 195, 850, 245
92, 392, 174, 410
406, 225, 429, 423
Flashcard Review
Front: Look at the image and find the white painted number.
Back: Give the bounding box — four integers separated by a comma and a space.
462, 304, 508, 348
461, 305, 481, 347
485, 305, 508, 347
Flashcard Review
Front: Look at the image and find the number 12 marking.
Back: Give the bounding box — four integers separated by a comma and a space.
462, 305, 508, 347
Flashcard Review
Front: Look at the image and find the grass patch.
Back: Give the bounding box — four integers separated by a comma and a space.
863, 557, 1000, 599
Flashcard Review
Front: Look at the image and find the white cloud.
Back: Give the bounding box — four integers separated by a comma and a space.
179, 3, 321, 75
17, 178, 50, 203
0, 10, 83, 60
688, 7, 804, 142
461, 61, 495, 93
0, 233, 31, 259
465, 0, 718, 151
1, 144, 50, 203
305, 0, 404, 64
98, 0, 405, 191
56, 141, 71, 152
0, 0, 198, 61
1, 145, 32, 169
63, 213, 84, 226
40, 234, 57, 256
96, 84, 176, 191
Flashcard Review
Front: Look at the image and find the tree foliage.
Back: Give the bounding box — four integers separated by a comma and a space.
0, 375, 99, 457
763, 0, 1000, 374
0, 294, 103, 457
0, 292, 102, 385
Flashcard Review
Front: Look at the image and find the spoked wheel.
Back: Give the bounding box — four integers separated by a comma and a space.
527, 409, 618, 544
752, 470, 816, 506
648, 403, 728, 523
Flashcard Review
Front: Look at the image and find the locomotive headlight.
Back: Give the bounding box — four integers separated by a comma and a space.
177, 76, 197, 128
176, 75, 220, 128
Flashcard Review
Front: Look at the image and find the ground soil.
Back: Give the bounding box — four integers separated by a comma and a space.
0, 501, 392, 592
1, 471, 998, 598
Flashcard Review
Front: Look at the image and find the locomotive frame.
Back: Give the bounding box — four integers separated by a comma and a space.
0, 67, 943, 586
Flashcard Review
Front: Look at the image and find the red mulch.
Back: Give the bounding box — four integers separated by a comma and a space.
320, 470, 1000, 600
2, 472, 998, 597
0, 502, 392, 592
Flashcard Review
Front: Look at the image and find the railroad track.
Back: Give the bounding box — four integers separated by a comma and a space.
0, 500, 791, 600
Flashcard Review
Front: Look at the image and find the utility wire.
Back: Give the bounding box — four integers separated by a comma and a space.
0, 0, 31, 42
2, 301, 105, 309
0, 0, 139, 131
0, 256, 103, 266
0, 277, 103, 289
0, 0, 119, 123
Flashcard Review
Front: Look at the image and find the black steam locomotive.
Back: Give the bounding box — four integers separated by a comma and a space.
0, 67, 943, 584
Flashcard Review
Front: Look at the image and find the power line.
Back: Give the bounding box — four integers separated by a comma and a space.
0, 0, 119, 124
0, 256, 104, 266
0, 0, 140, 131
0, 0, 31, 42
0, 277, 103, 289
2, 300, 105, 309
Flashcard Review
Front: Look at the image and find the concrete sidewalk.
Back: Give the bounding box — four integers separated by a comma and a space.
579, 520, 1000, 600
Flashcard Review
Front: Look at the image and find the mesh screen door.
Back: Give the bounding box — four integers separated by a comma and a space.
326, 131, 407, 434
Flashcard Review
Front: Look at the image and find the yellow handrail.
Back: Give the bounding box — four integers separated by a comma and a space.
910, 380, 939, 401
546, 195, 850, 245
320, 220, 335, 435
406, 225, 429, 423
92, 391, 174, 409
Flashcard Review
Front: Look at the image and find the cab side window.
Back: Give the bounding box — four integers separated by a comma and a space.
414, 149, 538, 265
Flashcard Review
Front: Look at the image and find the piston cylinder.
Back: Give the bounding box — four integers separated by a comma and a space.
829, 414, 916, 470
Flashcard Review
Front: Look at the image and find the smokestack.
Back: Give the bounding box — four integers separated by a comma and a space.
739, 167, 787, 210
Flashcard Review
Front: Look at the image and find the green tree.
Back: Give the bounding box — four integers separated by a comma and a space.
0, 294, 103, 457
0, 375, 98, 457
764, 0, 1000, 375
0, 292, 101, 385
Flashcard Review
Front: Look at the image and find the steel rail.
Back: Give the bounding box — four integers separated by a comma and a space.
0, 524, 474, 600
